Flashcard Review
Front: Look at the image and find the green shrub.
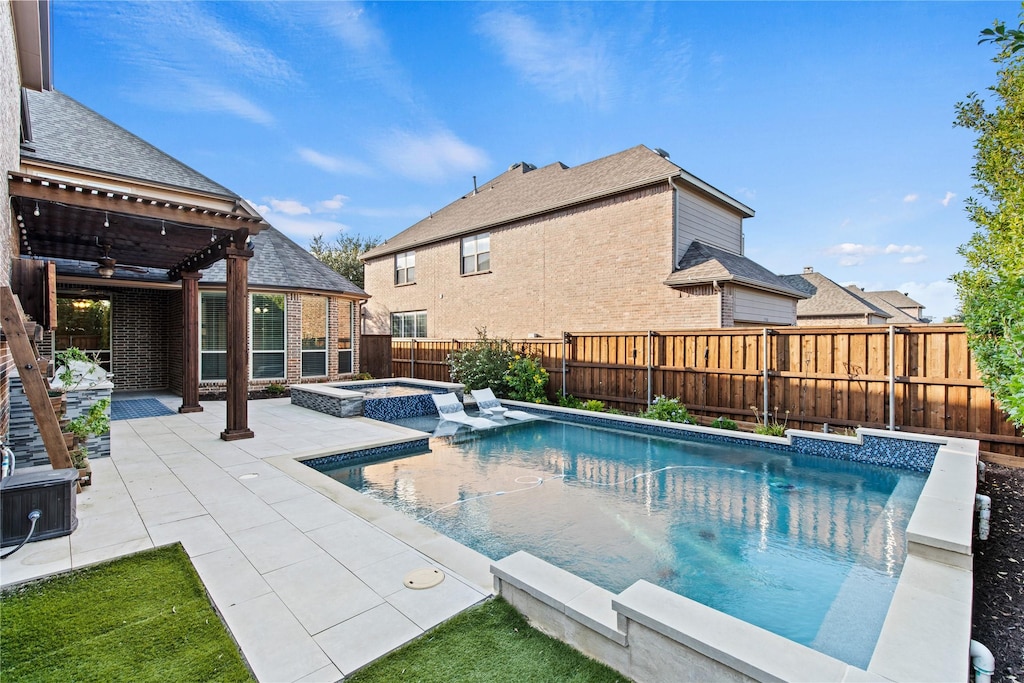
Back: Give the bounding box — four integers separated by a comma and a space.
448, 330, 516, 393
264, 382, 286, 395
504, 355, 549, 403
581, 399, 605, 412
557, 393, 583, 409
751, 405, 790, 436
710, 416, 738, 430
640, 396, 692, 423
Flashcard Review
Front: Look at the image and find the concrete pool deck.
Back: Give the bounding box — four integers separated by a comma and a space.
0, 396, 493, 682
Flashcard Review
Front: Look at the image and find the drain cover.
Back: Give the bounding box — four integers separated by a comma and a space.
403, 567, 445, 590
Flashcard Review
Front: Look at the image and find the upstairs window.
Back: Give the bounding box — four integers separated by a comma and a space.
461, 233, 490, 274
395, 251, 416, 285
391, 311, 427, 338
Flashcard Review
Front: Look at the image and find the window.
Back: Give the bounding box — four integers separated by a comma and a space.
461, 233, 490, 274
54, 295, 112, 373
395, 251, 416, 285
338, 301, 354, 374
391, 311, 426, 338
301, 295, 327, 377
251, 293, 285, 380
200, 292, 227, 381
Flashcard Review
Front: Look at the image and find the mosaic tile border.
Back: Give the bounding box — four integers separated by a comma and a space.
304, 438, 430, 471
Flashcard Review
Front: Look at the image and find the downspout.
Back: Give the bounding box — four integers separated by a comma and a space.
970, 640, 995, 683
888, 325, 896, 431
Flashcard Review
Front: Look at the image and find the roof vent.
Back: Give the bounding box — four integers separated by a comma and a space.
803, 266, 814, 274
654, 148, 670, 158
508, 162, 522, 171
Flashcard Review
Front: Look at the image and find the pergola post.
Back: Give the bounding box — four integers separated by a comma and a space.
221, 242, 254, 441
179, 271, 203, 414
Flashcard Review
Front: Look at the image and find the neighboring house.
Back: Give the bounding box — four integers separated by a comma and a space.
361, 145, 805, 338
779, 267, 925, 326
6, 60, 366, 407
847, 287, 927, 323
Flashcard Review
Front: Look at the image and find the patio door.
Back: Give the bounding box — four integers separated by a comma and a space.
52, 295, 112, 372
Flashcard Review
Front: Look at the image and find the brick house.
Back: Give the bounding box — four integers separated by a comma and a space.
780, 267, 925, 326
12, 83, 366, 400
361, 145, 804, 339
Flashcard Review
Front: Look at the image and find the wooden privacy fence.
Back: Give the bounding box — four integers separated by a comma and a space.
388, 325, 1024, 462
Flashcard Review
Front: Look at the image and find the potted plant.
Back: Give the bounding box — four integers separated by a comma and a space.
65, 397, 110, 487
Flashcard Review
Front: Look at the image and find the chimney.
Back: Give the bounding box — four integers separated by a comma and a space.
803, 266, 814, 274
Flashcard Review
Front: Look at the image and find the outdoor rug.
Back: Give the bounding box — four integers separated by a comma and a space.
110, 398, 176, 421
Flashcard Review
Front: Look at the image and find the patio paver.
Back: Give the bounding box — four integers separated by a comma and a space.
0, 397, 491, 682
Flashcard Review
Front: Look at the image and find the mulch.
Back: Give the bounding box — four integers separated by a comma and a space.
973, 464, 1024, 682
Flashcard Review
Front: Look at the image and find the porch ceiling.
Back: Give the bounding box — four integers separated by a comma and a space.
9, 172, 268, 279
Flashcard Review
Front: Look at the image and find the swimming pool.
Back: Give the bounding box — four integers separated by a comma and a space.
314, 417, 927, 667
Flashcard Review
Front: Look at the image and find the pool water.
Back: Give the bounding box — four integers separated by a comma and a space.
320, 418, 926, 667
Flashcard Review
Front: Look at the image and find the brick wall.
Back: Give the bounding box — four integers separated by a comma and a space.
363, 184, 733, 338
112, 288, 173, 390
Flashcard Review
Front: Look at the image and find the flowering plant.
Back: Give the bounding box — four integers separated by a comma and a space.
503, 355, 549, 403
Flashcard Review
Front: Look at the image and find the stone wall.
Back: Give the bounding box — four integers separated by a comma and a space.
8, 376, 112, 467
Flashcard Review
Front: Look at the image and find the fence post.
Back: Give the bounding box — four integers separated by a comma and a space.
561, 332, 568, 397
888, 325, 895, 431
647, 330, 654, 409
411, 338, 416, 379
762, 328, 770, 426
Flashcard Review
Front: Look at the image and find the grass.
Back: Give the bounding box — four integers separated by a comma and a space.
0, 544, 252, 683
348, 597, 628, 682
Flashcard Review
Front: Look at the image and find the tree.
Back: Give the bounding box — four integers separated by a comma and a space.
309, 233, 382, 290
952, 11, 1024, 427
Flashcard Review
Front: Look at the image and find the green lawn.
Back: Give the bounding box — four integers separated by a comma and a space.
348, 598, 628, 682
0, 544, 252, 683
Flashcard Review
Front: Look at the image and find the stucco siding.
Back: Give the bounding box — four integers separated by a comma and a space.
733, 288, 797, 325
364, 185, 728, 338
674, 186, 743, 261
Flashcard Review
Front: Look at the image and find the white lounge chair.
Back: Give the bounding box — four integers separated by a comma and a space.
470, 388, 535, 420
431, 393, 496, 429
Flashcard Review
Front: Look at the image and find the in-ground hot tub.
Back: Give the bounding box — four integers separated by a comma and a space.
290, 378, 464, 421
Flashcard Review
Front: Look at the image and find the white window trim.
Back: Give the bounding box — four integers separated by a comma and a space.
395, 250, 416, 285
251, 293, 286, 381
301, 295, 329, 378
461, 233, 491, 275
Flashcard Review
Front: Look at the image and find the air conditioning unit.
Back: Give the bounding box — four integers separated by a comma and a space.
1, 468, 79, 548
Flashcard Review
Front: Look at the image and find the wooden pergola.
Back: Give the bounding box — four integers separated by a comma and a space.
8, 171, 269, 440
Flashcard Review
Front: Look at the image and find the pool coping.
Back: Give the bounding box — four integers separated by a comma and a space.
282, 401, 979, 682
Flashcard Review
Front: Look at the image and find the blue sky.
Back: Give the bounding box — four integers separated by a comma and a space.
53, 1, 1016, 320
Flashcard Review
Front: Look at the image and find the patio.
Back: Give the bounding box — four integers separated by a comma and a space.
0, 397, 493, 682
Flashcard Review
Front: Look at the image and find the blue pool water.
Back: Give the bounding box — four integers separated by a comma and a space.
319, 418, 927, 667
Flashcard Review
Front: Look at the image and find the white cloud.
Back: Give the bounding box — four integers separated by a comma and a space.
316, 195, 348, 212
297, 148, 374, 176
903, 193, 919, 203
941, 191, 957, 207
900, 254, 928, 264
735, 187, 757, 202
883, 244, 923, 254
826, 243, 924, 267
268, 199, 311, 216
321, 2, 387, 54
477, 9, 612, 107
377, 130, 489, 184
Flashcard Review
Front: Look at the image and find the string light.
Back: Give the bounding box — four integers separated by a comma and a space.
103, 212, 109, 228
210, 227, 216, 243
33, 202, 40, 217
160, 221, 166, 236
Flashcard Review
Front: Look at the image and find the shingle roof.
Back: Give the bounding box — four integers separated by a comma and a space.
23, 89, 236, 198
665, 241, 807, 298
864, 289, 925, 310
202, 226, 366, 296
778, 271, 890, 318
362, 145, 753, 260
847, 287, 922, 323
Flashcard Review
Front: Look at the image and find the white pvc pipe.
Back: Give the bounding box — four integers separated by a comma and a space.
976, 494, 991, 541
970, 639, 994, 683
978, 460, 987, 483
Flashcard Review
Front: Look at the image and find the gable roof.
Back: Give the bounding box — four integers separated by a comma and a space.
362, 145, 754, 260
201, 226, 366, 296
665, 241, 807, 298
846, 287, 923, 323
778, 271, 890, 318
22, 89, 236, 199
863, 289, 925, 311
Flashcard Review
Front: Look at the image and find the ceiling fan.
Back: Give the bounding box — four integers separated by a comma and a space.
95, 242, 147, 279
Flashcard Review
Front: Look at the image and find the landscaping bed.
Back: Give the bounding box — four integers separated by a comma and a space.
973, 463, 1024, 681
